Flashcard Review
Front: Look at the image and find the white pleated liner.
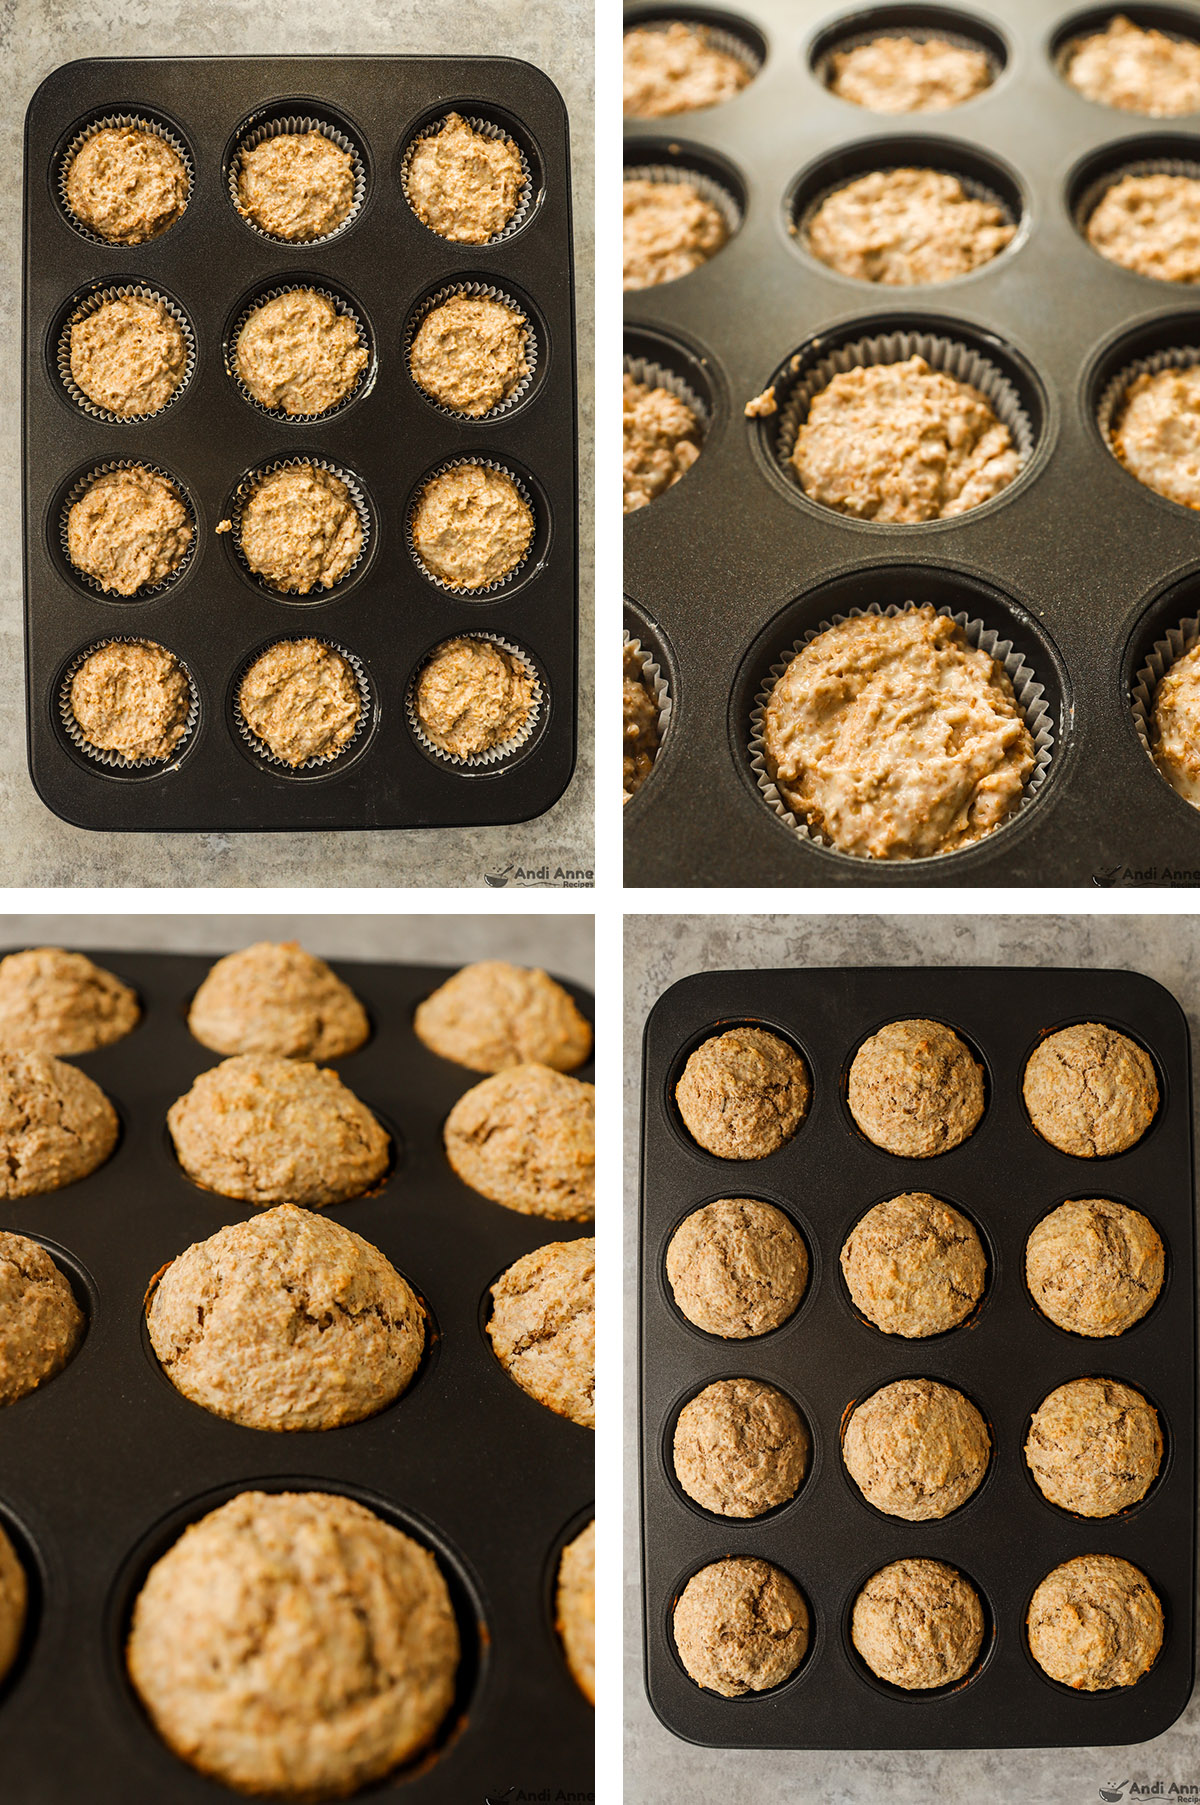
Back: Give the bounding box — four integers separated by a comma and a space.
623, 16, 763, 83
1075, 154, 1200, 239
225, 457, 371, 598
57, 112, 193, 246
816, 23, 1003, 89
773, 328, 1035, 501
59, 460, 197, 600
1097, 341, 1200, 470
623, 629, 672, 793
59, 636, 199, 772
226, 282, 372, 423
796, 164, 1017, 252
405, 631, 545, 770
1057, 18, 1200, 83
228, 114, 367, 244
400, 114, 533, 245
402, 281, 538, 421
57, 283, 196, 424
406, 458, 538, 597
622, 160, 743, 239
1131, 613, 1200, 780
748, 602, 1055, 860
622, 351, 710, 433
233, 637, 372, 775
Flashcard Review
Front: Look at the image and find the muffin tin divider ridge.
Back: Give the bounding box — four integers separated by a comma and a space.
639, 967, 1195, 1748
624, 0, 1200, 885
0, 950, 593, 1803
24, 58, 578, 832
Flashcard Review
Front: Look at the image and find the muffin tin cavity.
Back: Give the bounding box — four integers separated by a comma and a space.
54, 107, 195, 248
1051, 5, 1200, 97
662, 1372, 818, 1522
1068, 132, 1200, 265
55, 635, 201, 781
53, 458, 199, 604
639, 965, 1195, 1747
402, 275, 545, 422
663, 1014, 815, 1158
221, 455, 373, 602
623, 138, 748, 266
24, 57, 577, 834
623, 7, 769, 98
1090, 309, 1200, 504
404, 630, 549, 776
808, 4, 1011, 96
405, 455, 548, 599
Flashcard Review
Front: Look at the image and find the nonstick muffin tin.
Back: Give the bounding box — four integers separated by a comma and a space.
0, 949, 594, 1802
23, 57, 578, 832
624, 0, 1200, 886
638, 966, 1195, 1747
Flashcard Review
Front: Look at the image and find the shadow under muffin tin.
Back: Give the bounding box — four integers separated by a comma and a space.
0, 949, 593, 1802
623, 0, 1200, 887
639, 965, 1195, 1749
24, 57, 578, 832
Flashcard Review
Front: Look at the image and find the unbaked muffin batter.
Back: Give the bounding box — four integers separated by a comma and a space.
409, 293, 528, 416
1088, 172, 1200, 281
623, 21, 753, 117
236, 129, 355, 241
69, 639, 191, 762
411, 464, 533, 589
66, 466, 191, 596
623, 177, 729, 290
1065, 14, 1200, 116
808, 168, 1014, 284
414, 636, 536, 760
238, 639, 362, 766
235, 289, 367, 417
406, 113, 525, 244
70, 295, 188, 417
1113, 365, 1200, 509
623, 372, 701, 510
1152, 639, 1200, 801
237, 464, 362, 594
623, 642, 661, 799
64, 125, 189, 243
828, 33, 993, 113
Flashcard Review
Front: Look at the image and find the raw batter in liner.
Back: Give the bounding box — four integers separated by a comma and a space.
1152, 639, 1200, 803
409, 293, 529, 417
1064, 14, 1200, 116
414, 637, 536, 760
828, 33, 993, 114
623, 178, 729, 290
237, 639, 362, 767
623, 372, 701, 510
70, 295, 188, 418
808, 168, 1013, 284
70, 639, 191, 762
66, 466, 191, 596
623, 642, 661, 798
1112, 365, 1200, 509
411, 465, 533, 590
406, 113, 525, 244
236, 130, 355, 241
234, 289, 367, 417
64, 125, 189, 244
623, 21, 753, 117
1087, 172, 1200, 281
234, 464, 363, 594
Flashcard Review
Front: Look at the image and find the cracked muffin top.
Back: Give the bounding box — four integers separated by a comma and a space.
840, 1192, 986, 1336
1023, 1022, 1158, 1157
443, 1062, 594, 1219
0, 1229, 84, 1407
187, 941, 369, 1062
0, 947, 138, 1056
675, 1027, 809, 1160
1027, 1554, 1163, 1690
0, 1051, 118, 1197
842, 1376, 991, 1521
852, 1559, 984, 1690
1025, 1377, 1162, 1517
1025, 1198, 1164, 1336
487, 1235, 595, 1427
665, 1197, 809, 1337
414, 960, 591, 1074
673, 1557, 808, 1696
848, 1018, 985, 1157
673, 1376, 808, 1518
146, 1204, 423, 1431
556, 1519, 595, 1704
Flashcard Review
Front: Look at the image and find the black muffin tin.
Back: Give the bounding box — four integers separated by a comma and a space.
638, 966, 1195, 1747
0, 949, 593, 1802
624, 0, 1200, 886
23, 58, 578, 832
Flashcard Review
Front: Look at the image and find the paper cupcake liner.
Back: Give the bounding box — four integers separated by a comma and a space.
795, 165, 1016, 253
56, 283, 196, 424
59, 460, 197, 601
772, 328, 1035, 508
1075, 154, 1200, 240
400, 114, 533, 246
406, 458, 537, 597
622, 352, 710, 432
622, 160, 743, 240
623, 629, 672, 802
226, 282, 372, 424
748, 602, 1054, 860
1131, 614, 1200, 800
1097, 342, 1200, 474
402, 281, 538, 421
816, 23, 1002, 90
228, 113, 367, 245
232, 636, 372, 775
57, 112, 193, 246
59, 635, 199, 772
405, 631, 545, 770
223, 456, 371, 599
1057, 19, 1200, 84
623, 17, 762, 84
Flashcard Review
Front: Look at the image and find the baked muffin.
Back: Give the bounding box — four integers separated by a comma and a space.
0, 1052, 118, 1196
487, 1237, 594, 1428
623, 642, 662, 799
675, 1027, 809, 1160
234, 289, 367, 417
410, 465, 533, 590
187, 941, 369, 1061
405, 113, 525, 244
673, 1377, 808, 1517
0, 1230, 84, 1406
235, 464, 363, 594
852, 1559, 984, 1689
1026, 1198, 1164, 1336
623, 372, 702, 512
673, 1558, 808, 1697
1026, 1377, 1162, 1517
415, 962, 590, 1073
1023, 1023, 1158, 1157
827, 34, 993, 113
0, 1525, 26, 1687
66, 467, 192, 597
840, 1193, 986, 1335
69, 295, 188, 418
236, 130, 356, 241
764, 609, 1034, 860
237, 639, 363, 767
665, 1197, 809, 1337
792, 358, 1020, 521
443, 1063, 594, 1219
1087, 173, 1200, 282
126, 1490, 459, 1797
848, 1018, 985, 1157
623, 177, 729, 290
413, 638, 537, 761
1152, 641, 1200, 801
64, 125, 189, 243
1064, 15, 1200, 116
167, 1054, 389, 1208
409, 294, 529, 417
0, 947, 138, 1055
147, 1204, 424, 1431
623, 21, 753, 117
556, 1520, 595, 1704
69, 639, 191, 764
842, 1376, 990, 1520
808, 168, 1014, 285
1027, 1555, 1163, 1690
1113, 366, 1200, 509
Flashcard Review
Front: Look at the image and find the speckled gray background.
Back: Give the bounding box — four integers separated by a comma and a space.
625, 914, 1200, 1802
2, 0, 593, 888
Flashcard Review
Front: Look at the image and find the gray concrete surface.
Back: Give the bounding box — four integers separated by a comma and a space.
625, 914, 1200, 1804
1, 0, 593, 888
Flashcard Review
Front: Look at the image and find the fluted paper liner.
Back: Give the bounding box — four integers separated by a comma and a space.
403, 281, 538, 421
56, 282, 196, 424
59, 635, 199, 772
224, 456, 371, 599
233, 636, 372, 775
623, 629, 672, 800
623, 17, 762, 86
57, 112, 192, 246
406, 631, 544, 770
228, 114, 366, 245
1098, 344, 1200, 489
59, 460, 197, 600
406, 457, 537, 596
400, 114, 533, 246
1131, 611, 1200, 805
622, 159, 743, 241
226, 281, 371, 423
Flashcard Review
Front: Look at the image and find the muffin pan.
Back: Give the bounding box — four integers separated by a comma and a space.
623, 0, 1200, 885
0, 948, 594, 1800
638, 965, 1195, 1746
24, 58, 577, 831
